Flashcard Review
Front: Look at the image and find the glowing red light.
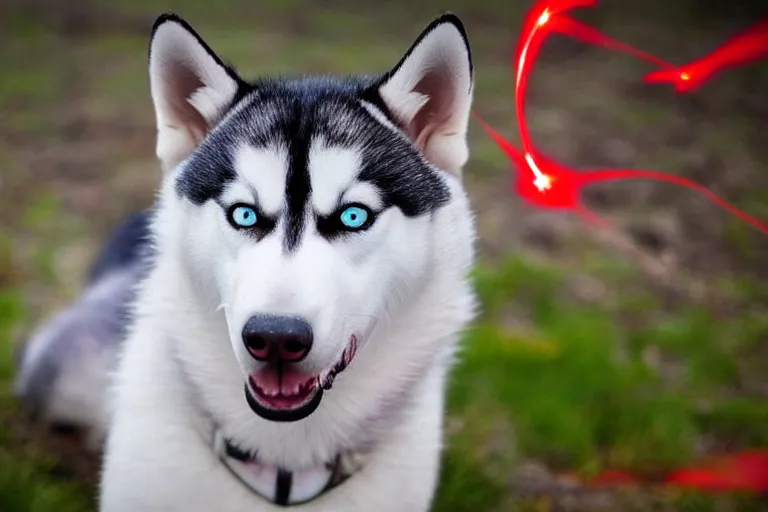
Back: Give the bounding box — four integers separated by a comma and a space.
476, 0, 768, 492
665, 450, 768, 493
476, 0, 768, 235
590, 450, 768, 493
644, 19, 768, 92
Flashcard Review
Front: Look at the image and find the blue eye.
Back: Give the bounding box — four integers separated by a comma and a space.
229, 205, 258, 228
339, 205, 370, 230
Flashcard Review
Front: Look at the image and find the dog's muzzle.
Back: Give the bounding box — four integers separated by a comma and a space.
240, 316, 376, 422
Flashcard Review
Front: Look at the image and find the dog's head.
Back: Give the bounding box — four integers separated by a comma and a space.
148, 13, 475, 423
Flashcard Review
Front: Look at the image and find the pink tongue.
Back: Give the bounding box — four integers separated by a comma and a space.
253, 367, 315, 396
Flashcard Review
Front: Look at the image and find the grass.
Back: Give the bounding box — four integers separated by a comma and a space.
2, 0, 768, 510
0, 288, 91, 511
436, 256, 768, 510
0, 197, 97, 511
0, 452, 92, 512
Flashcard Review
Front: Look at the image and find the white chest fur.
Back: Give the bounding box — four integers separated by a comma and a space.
99, 324, 450, 512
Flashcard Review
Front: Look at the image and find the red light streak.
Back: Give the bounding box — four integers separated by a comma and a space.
590, 450, 768, 493
475, 0, 768, 493
645, 19, 768, 92
476, 0, 768, 235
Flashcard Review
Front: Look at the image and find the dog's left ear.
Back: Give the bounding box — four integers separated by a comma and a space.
148, 13, 246, 172
374, 13, 473, 176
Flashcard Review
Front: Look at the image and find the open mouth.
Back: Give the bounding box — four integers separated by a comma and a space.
244, 335, 358, 422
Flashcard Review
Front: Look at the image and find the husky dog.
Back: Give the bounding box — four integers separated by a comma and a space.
100, 11, 476, 511
13, 210, 151, 450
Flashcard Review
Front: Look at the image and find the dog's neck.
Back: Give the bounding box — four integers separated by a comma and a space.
213, 429, 367, 506
172, 355, 370, 506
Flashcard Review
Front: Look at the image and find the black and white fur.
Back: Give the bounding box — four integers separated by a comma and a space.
95, 11, 477, 511
14, 211, 151, 450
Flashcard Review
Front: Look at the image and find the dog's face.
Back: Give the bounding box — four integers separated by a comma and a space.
148, 13, 474, 422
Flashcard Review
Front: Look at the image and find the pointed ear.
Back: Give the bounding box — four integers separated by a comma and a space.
375, 13, 473, 176
148, 14, 246, 172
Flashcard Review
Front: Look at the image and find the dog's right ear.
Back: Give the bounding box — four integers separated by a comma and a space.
149, 14, 246, 172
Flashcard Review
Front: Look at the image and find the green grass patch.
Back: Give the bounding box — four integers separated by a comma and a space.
445, 254, 768, 493
0, 454, 92, 512
0, 285, 93, 512
0, 197, 96, 511
432, 448, 506, 512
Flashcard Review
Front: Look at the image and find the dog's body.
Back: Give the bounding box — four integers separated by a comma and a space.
21, 12, 477, 511
14, 210, 152, 449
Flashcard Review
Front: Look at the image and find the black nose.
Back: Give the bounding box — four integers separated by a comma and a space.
241, 315, 313, 363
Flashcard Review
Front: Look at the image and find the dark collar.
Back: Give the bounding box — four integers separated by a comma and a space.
175, 353, 366, 506
211, 429, 362, 507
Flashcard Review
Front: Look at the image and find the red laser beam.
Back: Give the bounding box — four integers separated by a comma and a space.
645, 19, 768, 92
475, 0, 768, 493
476, 0, 768, 235
589, 450, 768, 493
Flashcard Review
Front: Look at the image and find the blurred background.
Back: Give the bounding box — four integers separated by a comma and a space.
1, 0, 767, 510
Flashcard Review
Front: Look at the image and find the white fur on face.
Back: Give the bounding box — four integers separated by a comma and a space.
147, 15, 476, 379
174, 137, 442, 379
308, 142, 384, 216
228, 146, 289, 216
147, 154, 476, 469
